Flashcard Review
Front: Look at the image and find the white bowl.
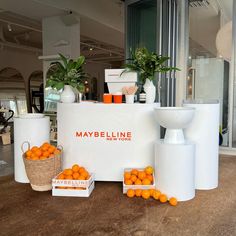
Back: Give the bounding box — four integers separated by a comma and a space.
19, 113, 44, 119
154, 107, 195, 144
154, 107, 195, 129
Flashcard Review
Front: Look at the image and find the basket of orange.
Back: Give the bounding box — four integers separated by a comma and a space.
22, 141, 62, 191
123, 166, 155, 194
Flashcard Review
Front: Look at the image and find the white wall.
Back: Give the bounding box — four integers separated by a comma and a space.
0, 47, 42, 82
42, 15, 80, 58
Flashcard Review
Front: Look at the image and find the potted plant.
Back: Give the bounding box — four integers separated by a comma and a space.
46, 53, 86, 103
124, 47, 179, 103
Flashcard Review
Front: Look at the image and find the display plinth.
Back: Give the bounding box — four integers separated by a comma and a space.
14, 116, 50, 183
155, 140, 195, 201
57, 103, 160, 181
183, 100, 219, 190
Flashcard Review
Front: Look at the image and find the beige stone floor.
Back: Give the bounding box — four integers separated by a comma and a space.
0, 144, 236, 235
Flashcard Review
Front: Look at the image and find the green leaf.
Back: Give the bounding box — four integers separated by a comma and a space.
59, 53, 68, 68
76, 56, 85, 68
55, 82, 65, 90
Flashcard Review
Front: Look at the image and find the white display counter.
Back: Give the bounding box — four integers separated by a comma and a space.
57, 102, 160, 181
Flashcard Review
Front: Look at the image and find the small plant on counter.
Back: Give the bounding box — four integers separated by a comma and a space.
122, 85, 138, 95
46, 53, 86, 91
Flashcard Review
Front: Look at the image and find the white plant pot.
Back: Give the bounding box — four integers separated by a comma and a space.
144, 79, 156, 103
125, 94, 134, 104
60, 85, 75, 103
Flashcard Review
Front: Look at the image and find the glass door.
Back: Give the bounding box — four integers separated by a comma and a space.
188, 0, 233, 147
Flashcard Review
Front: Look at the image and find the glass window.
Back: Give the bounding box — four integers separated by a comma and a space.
188, 0, 233, 147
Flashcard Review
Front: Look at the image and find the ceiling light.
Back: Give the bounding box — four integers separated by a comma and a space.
7, 24, 12, 32
89, 47, 93, 51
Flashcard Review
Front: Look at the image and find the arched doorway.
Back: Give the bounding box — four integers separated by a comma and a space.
0, 67, 27, 115
28, 70, 43, 113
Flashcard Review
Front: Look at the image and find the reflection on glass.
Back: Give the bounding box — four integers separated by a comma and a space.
188, 0, 232, 147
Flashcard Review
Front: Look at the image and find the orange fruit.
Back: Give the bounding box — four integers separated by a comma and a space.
138, 171, 146, 180
124, 172, 131, 180
72, 172, 80, 179
79, 167, 86, 174
146, 174, 153, 183
152, 190, 161, 200
26, 155, 31, 160
125, 179, 133, 185
63, 169, 73, 176
142, 178, 151, 185
80, 171, 89, 179
135, 189, 142, 197
131, 169, 139, 176
39, 156, 47, 160
42, 151, 50, 158
86, 175, 91, 180
57, 173, 65, 179
25, 150, 32, 157
31, 146, 38, 152
134, 179, 142, 185
159, 194, 168, 203
78, 175, 86, 180
127, 189, 135, 198
54, 149, 61, 155
65, 175, 73, 180
49, 154, 54, 158
48, 146, 55, 154
149, 189, 155, 197
41, 146, 48, 152
72, 164, 80, 172
31, 154, 39, 160
35, 149, 42, 157
142, 190, 150, 199
130, 175, 137, 183
145, 166, 154, 175
169, 197, 178, 206
42, 142, 50, 147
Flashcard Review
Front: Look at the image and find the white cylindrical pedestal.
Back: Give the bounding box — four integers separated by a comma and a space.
14, 115, 50, 183
183, 100, 219, 190
155, 141, 195, 201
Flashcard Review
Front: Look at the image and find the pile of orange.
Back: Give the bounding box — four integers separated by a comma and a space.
24, 142, 61, 160
56, 164, 90, 190
126, 188, 178, 206
124, 166, 154, 186
57, 164, 90, 181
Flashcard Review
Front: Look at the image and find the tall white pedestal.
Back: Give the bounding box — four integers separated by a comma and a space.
155, 141, 195, 201
183, 100, 219, 190
14, 115, 50, 183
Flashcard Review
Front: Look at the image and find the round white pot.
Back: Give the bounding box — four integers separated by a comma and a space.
60, 85, 75, 103
143, 79, 156, 103
125, 94, 134, 104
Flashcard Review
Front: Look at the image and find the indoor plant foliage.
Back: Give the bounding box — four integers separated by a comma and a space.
46, 53, 86, 103
124, 47, 179, 103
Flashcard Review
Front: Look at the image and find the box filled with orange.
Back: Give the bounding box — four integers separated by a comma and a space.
123, 166, 156, 194
52, 164, 94, 197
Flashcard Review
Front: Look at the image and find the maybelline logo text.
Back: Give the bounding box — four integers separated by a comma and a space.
75, 131, 132, 141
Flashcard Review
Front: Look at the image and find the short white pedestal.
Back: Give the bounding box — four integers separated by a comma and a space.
14, 116, 50, 183
183, 100, 219, 190
155, 140, 195, 201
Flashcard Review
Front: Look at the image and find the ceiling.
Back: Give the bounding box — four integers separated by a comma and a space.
189, 0, 233, 59
0, 0, 125, 66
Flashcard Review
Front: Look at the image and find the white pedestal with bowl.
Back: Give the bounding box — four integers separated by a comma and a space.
154, 107, 196, 201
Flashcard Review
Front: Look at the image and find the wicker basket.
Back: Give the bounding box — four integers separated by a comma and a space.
22, 141, 62, 191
